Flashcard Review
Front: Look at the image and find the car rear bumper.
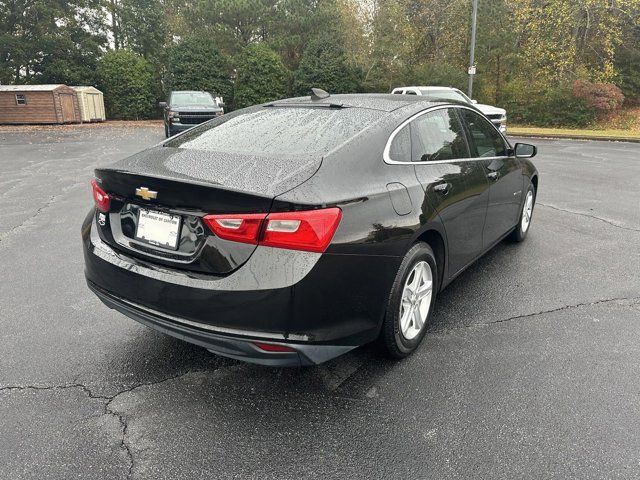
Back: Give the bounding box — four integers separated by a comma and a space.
88, 280, 354, 366
82, 210, 400, 365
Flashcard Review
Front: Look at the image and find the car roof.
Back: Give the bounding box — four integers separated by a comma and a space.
171, 90, 212, 94
269, 93, 452, 112
394, 86, 461, 91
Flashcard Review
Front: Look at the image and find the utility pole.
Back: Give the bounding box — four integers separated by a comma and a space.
468, 0, 478, 98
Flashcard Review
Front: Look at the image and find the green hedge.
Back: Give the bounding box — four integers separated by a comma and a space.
294, 37, 360, 96
502, 81, 595, 127
97, 50, 156, 120
234, 44, 289, 109
163, 37, 233, 105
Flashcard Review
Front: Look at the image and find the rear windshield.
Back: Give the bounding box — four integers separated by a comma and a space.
166, 107, 382, 155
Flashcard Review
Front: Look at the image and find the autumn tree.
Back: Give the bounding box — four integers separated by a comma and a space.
473, 0, 517, 104
3, 0, 639, 123
510, 0, 625, 83
613, 0, 640, 102
366, 0, 418, 91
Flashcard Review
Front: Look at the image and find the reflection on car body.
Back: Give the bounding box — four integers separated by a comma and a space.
83, 91, 538, 366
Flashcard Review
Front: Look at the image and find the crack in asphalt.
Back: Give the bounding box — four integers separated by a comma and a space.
0, 382, 109, 399
491, 296, 640, 324
0, 370, 203, 479
0, 194, 61, 244
0, 179, 87, 246
2, 294, 639, 474
537, 203, 640, 232
434, 296, 640, 334
105, 402, 135, 479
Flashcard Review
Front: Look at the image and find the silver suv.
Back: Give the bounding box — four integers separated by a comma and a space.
391, 86, 507, 133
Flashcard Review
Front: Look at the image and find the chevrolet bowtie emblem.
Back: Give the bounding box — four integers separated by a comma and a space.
135, 187, 157, 200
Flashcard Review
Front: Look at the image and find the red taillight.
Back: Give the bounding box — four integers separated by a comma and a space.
91, 179, 110, 213
202, 208, 342, 253
261, 208, 342, 253
202, 213, 267, 244
252, 342, 296, 353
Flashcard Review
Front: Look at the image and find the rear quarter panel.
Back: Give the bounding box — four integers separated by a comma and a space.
274, 107, 451, 340
275, 111, 443, 257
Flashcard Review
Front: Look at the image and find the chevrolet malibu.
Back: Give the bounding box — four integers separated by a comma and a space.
82, 91, 538, 366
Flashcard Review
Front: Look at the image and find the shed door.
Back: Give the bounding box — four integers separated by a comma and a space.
60, 94, 77, 122
90, 94, 100, 120
86, 94, 95, 120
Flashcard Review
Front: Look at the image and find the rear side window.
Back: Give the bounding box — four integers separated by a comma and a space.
387, 124, 411, 162
410, 108, 469, 162
167, 107, 382, 155
458, 109, 508, 157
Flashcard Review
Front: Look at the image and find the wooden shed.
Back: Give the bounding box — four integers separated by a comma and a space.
0, 84, 81, 124
72, 86, 106, 122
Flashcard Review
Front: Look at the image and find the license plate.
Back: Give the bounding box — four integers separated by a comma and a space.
135, 209, 181, 250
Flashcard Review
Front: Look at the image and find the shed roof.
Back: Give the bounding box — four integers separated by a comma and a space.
71, 86, 102, 94
0, 84, 67, 92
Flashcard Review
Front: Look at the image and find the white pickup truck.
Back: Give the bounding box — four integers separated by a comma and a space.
391, 86, 507, 133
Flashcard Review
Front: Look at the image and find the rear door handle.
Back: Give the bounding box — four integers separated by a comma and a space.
487, 171, 500, 182
433, 182, 451, 195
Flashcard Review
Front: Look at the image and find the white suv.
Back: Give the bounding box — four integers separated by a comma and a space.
391, 86, 507, 133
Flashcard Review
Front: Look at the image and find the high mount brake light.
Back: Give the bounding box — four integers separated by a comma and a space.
91, 179, 110, 213
202, 208, 342, 253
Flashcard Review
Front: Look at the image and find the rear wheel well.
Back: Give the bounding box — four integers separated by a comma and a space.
416, 230, 445, 291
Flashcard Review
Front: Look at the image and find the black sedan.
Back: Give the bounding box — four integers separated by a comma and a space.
82, 92, 538, 366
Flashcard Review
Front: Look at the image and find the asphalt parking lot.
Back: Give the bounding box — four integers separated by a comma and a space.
1, 123, 639, 479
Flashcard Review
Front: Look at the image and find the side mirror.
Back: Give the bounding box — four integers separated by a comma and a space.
158, 102, 167, 108
514, 143, 537, 159
471, 99, 478, 104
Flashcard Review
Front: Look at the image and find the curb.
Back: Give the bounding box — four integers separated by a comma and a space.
508, 132, 640, 144
0, 121, 163, 134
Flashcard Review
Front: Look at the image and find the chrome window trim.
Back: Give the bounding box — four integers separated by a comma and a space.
383, 104, 511, 165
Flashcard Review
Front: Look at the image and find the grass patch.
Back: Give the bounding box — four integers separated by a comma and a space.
510, 106, 640, 141
509, 126, 640, 141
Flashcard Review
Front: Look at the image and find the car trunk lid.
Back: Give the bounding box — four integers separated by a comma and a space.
93, 146, 321, 275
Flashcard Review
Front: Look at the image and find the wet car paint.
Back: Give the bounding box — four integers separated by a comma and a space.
83, 94, 538, 365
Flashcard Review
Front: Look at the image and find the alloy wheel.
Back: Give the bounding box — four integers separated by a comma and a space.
399, 261, 433, 340
521, 190, 534, 233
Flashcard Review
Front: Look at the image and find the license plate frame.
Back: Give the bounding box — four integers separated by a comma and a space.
135, 208, 182, 250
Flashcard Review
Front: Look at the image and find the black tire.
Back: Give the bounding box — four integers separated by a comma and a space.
508, 181, 536, 242
379, 242, 438, 359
